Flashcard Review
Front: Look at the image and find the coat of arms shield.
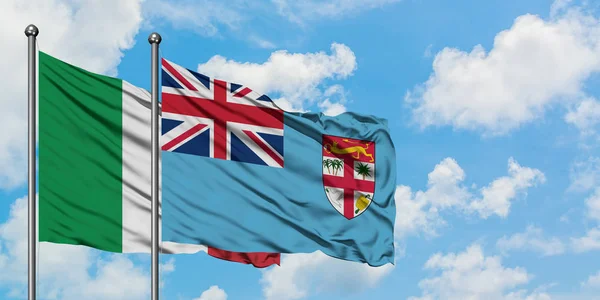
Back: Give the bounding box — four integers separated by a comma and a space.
322, 135, 375, 219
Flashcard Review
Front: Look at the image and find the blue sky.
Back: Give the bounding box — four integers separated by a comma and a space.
1, 0, 600, 299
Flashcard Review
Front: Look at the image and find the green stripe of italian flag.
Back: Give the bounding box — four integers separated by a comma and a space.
38, 51, 205, 254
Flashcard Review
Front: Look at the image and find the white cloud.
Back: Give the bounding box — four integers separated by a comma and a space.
409, 244, 547, 300
159, 257, 176, 288
568, 156, 600, 192
550, 0, 574, 17
394, 158, 469, 238
317, 85, 348, 116
142, 1, 280, 49
65, 255, 149, 300
570, 187, 600, 253
395, 157, 545, 238
146, 0, 401, 35
160, 258, 176, 274
565, 97, 600, 137
272, 0, 401, 25
496, 225, 566, 256
0, 196, 150, 299
504, 290, 553, 300
194, 285, 228, 300
197, 43, 356, 112
406, 5, 600, 135
581, 270, 600, 289
272, 98, 307, 113
394, 185, 446, 239
468, 158, 546, 219
248, 35, 277, 49
318, 99, 347, 116
0, 0, 144, 189
585, 188, 600, 221
259, 251, 393, 300
424, 44, 434, 58
143, 0, 243, 37
571, 228, 600, 253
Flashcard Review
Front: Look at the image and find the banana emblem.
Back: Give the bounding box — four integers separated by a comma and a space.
355, 195, 371, 214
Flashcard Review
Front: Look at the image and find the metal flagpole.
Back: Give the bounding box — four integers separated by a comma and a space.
25, 24, 39, 300
148, 32, 162, 300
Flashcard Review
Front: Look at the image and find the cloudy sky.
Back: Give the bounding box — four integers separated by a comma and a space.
1, 0, 600, 299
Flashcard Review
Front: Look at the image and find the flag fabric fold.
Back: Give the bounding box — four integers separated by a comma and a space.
38, 51, 279, 268
160, 58, 396, 267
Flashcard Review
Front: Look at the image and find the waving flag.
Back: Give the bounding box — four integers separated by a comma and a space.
161, 59, 396, 266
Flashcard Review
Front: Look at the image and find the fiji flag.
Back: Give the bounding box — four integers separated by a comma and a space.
161, 58, 396, 266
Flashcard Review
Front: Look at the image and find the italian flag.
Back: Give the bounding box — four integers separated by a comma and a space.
38, 51, 279, 267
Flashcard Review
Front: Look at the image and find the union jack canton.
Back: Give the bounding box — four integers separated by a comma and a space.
161, 58, 284, 168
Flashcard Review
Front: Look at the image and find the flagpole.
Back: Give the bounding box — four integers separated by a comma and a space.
25, 24, 39, 300
149, 32, 162, 300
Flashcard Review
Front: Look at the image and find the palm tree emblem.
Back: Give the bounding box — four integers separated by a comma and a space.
331, 160, 343, 175
323, 159, 332, 174
323, 158, 344, 175
355, 162, 372, 180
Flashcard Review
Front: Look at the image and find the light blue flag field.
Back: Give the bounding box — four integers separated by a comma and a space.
160, 58, 396, 266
